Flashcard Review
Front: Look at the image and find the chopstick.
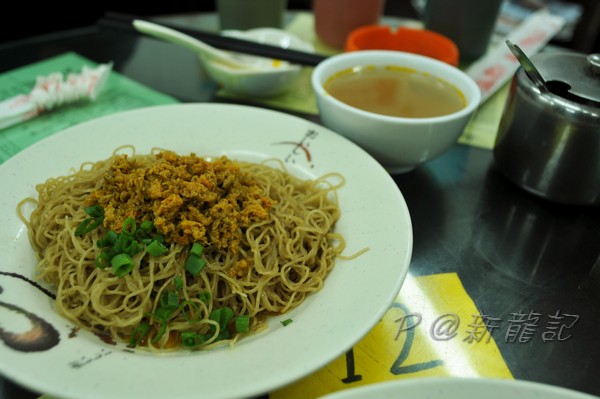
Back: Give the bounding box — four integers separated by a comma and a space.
97, 12, 328, 67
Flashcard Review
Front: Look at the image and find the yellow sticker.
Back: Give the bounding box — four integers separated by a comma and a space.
271, 273, 513, 399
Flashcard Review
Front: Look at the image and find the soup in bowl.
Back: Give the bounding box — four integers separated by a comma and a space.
311, 50, 481, 173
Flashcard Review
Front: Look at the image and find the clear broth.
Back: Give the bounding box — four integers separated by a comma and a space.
324, 65, 466, 118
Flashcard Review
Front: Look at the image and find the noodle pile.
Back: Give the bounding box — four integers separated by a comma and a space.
20, 148, 346, 350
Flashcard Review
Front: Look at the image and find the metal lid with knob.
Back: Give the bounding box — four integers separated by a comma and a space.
531, 51, 600, 106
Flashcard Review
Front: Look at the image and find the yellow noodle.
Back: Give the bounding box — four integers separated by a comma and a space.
19, 149, 349, 351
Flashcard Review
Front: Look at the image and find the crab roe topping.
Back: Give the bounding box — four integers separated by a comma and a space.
87, 151, 275, 253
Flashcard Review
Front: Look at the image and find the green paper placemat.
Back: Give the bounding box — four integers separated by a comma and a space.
0, 52, 179, 163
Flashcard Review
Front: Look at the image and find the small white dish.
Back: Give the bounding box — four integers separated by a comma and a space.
205, 28, 315, 97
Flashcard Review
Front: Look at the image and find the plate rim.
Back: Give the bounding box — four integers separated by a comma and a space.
317, 377, 599, 399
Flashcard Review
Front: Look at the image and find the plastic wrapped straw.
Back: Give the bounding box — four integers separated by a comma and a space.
0, 63, 112, 130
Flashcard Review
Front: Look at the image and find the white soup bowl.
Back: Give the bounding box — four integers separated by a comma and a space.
311, 50, 481, 173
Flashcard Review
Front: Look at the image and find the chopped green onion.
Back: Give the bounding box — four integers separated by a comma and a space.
209, 308, 223, 324
174, 276, 183, 291
111, 253, 134, 277
75, 216, 104, 237
209, 307, 234, 326
181, 331, 207, 347
122, 217, 137, 235
148, 303, 175, 344
219, 307, 235, 324
185, 253, 206, 276
190, 242, 204, 256
151, 319, 168, 344
129, 322, 150, 347
95, 251, 111, 269
159, 291, 179, 310
147, 240, 168, 257
181, 331, 196, 347
281, 319, 293, 327
125, 240, 143, 256
135, 220, 155, 241
235, 315, 250, 333
85, 217, 173, 278
97, 230, 118, 247
140, 220, 154, 231
198, 291, 211, 303
112, 233, 130, 253
84, 205, 104, 218
178, 300, 201, 322
209, 307, 235, 340
153, 306, 173, 321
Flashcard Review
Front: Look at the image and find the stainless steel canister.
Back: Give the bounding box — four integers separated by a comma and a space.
494, 52, 600, 206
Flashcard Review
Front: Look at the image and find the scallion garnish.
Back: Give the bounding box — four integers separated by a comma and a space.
153, 306, 173, 321
122, 217, 137, 235
112, 233, 130, 253
140, 220, 154, 231
75, 206, 105, 237
185, 253, 206, 276
190, 242, 204, 256
111, 253, 134, 277
235, 315, 250, 333
91, 215, 174, 276
159, 291, 179, 310
181, 331, 207, 347
178, 300, 201, 322
129, 322, 150, 347
74, 216, 104, 236
281, 319, 293, 327
151, 319, 168, 344
198, 291, 211, 303
97, 230, 118, 247
147, 239, 168, 257
84, 205, 104, 218
148, 291, 183, 345
95, 251, 111, 269
174, 276, 183, 291
209, 307, 235, 341
125, 240, 143, 256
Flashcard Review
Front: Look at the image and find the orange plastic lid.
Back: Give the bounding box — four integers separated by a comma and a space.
345, 25, 459, 67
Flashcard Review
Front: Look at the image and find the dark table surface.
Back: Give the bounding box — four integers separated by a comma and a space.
1, 12, 599, 399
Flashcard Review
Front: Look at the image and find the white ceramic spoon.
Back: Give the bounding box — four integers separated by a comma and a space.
132, 19, 261, 70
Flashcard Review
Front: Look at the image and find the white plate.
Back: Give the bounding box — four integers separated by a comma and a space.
318, 378, 599, 399
0, 104, 412, 399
